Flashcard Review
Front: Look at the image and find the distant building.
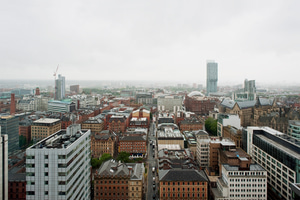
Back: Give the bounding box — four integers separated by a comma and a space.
26, 124, 91, 200
184, 91, 217, 115
0, 115, 19, 155
179, 118, 203, 132
70, 85, 80, 94
94, 159, 144, 200
55, 74, 65, 100
206, 61, 218, 95
136, 92, 153, 105
157, 95, 183, 112
159, 169, 208, 200
31, 118, 61, 141
48, 100, 76, 113
109, 115, 127, 134
232, 79, 256, 101
1, 134, 8, 200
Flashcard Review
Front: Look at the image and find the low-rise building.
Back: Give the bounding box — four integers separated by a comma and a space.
119, 135, 147, 156
157, 123, 184, 149
91, 130, 117, 158
94, 159, 144, 200
31, 118, 61, 141
179, 118, 203, 132
159, 169, 208, 200
82, 117, 104, 133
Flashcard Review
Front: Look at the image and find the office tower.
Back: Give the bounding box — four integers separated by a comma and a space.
247, 127, 300, 200
1, 133, 8, 200
55, 74, 65, 100
0, 115, 19, 155
206, 60, 218, 95
26, 124, 91, 200
244, 79, 256, 100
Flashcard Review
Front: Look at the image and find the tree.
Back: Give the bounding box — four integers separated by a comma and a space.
91, 153, 113, 169
205, 117, 218, 136
117, 151, 131, 163
19, 135, 27, 148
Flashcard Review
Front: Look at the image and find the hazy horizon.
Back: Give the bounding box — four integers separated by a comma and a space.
1, 1, 300, 84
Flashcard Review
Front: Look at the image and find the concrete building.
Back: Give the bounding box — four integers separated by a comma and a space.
217, 114, 241, 137
1, 134, 8, 200
26, 124, 91, 200
0, 115, 19, 155
232, 79, 256, 101
157, 123, 184, 149
55, 74, 65, 100
94, 159, 144, 200
159, 169, 208, 200
247, 127, 300, 200
206, 61, 218, 95
214, 163, 267, 200
31, 118, 61, 141
157, 95, 183, 112
48, 100, 76, 113
136, 92, 153, 105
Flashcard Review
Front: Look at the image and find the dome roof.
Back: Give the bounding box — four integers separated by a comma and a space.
187, 91, 205, 97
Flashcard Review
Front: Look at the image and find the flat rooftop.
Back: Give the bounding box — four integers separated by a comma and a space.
33, 118, 60, 124
28, 125, 88, 149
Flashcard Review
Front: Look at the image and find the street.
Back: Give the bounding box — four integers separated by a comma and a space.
146, 122, 157, 200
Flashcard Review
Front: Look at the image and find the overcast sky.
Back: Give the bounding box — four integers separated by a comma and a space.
1, 1, 300, 85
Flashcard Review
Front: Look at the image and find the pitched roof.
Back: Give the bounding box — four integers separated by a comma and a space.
236, 100, 256, 109
159, 169, 208, 182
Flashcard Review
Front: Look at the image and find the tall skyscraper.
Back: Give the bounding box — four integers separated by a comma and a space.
206, 60, 218, 95
55, 74, 65, 100
1, 132, 8, 200
26, 124, 91, 200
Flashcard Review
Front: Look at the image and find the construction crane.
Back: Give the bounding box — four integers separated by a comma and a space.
53, 65, 59, 99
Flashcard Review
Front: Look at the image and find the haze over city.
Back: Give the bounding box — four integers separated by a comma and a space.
1, 1, 300, 85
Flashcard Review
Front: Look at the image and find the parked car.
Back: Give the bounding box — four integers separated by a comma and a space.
152, 167, 155, 173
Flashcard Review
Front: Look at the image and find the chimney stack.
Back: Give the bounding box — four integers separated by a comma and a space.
10, 93, 15, 115
35, 87, 40, 95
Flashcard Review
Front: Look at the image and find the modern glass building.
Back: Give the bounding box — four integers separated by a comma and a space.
55, 74, 65, 100
206, 60, 218, 95
288, 120, 300, 140
0, 115, 19, 155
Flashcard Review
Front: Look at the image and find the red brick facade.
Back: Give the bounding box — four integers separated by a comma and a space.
184, 95, 217, 115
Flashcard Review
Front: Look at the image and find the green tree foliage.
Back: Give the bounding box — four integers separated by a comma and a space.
116, 151, 131, 163
91, 153, 113, 169
205, 117, 218, 136
19, 135, 27, 148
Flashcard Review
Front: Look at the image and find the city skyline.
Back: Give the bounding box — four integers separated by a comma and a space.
1, 1, 300, 84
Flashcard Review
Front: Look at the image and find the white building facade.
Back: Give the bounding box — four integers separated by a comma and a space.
26, 124, 91, 200
216, 164, 267, 200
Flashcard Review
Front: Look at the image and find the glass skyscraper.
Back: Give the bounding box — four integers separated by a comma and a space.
206, 61, 218, 95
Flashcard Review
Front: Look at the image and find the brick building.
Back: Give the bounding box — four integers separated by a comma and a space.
223, 126, 242, 148
8, 165, 26, 200
91, 130, 117, 158
19, 120, 31, 144
179, 118, 203, 132
119, 136, 147, 156
109, 115, 127, 134
82, 117, 104, 133
159, 169, 208, 200
94, 159, 144, 200
184, 92, 217, 115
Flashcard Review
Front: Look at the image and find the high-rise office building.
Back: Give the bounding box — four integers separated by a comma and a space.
26, 124, 91, 200
0, 115, 19, 155
1, 132, 8, 200
206, 60, 218, 95
55, 74, 65, 100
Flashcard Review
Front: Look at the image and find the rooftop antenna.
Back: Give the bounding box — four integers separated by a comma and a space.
53, 64, 59, 99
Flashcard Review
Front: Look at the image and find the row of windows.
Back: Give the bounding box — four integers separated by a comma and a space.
95, 180, 128, 184
95, 193, 128, 196
228, 171, 264, 176
162, 182, 205, 185
230, 189, 266, 192
162, 193, 205, 198
229, 194, 265, 198
162, 187, 205, 192
96, 186, 129, 190
229, 184, 266, 187
229, 178, 266, 182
